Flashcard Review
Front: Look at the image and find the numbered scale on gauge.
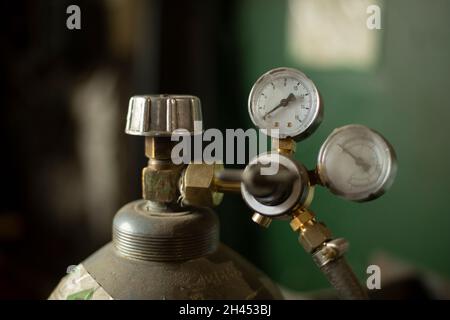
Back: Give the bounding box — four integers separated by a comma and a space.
317, 125, 397, 202
248, 67, 323, 141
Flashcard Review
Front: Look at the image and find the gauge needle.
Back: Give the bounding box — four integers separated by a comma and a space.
337, 144, 371, 172
263, 93, 296, 119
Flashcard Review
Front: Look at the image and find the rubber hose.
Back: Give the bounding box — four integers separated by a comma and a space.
320, 257, 369, 300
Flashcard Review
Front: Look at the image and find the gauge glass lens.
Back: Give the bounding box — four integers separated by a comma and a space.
318, 125, 396, 201
248, 68, 321, 140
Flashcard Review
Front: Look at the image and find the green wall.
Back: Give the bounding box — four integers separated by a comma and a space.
227, 0, 450, 291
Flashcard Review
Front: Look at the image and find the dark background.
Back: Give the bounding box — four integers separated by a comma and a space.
1, 0, 450, 299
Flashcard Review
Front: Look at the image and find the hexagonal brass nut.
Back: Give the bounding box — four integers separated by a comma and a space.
299, 222, 332, 253
290, 210, 314, 232
276, 138, 296, 155
182, 163, 224, 207
142, 166, 181, 203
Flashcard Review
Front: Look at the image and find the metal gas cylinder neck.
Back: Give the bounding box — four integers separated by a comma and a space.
112, 200, 219, 262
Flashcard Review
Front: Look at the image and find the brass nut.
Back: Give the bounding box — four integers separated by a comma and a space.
142, 166, 182, 203
182, 163, 224, 207
275, 138, 296, 155
290, 209, 314, 232
252, 213, 272, 228
299, 222, 332, 253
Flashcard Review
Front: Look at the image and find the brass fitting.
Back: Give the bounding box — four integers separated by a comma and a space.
299, 222, 332, 253
142, 162, 184, 203
180, 163, 224, 207
251, 213, 272, 228
140, 137, 185, 204
273, 138, 296, 155
290, 208, 332, 253
145, 137, 175, 160
290, 209, 315, 232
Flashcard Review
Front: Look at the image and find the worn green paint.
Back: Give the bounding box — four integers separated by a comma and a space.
67, 288, 95, 300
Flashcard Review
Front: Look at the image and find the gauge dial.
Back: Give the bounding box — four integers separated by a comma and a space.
248, 67, 323, 141
317, 125, 397, 202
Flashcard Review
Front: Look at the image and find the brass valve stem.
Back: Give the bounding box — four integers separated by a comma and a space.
125, 95, 203, 209
145, 136, 175, 160
142, 137, 185, 206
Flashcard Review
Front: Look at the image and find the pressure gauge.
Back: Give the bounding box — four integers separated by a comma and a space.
317, 124, 397, 202
248, 67, 323, 141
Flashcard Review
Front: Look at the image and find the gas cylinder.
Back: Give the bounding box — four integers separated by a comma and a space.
49, 95, 282, 300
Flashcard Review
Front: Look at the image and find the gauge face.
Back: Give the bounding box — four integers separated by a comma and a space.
317, 125, 397, 202
248, 67, 322, 141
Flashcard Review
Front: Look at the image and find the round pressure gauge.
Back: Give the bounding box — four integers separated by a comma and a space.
317, 124, 397, 202
248, 67, 323, 141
